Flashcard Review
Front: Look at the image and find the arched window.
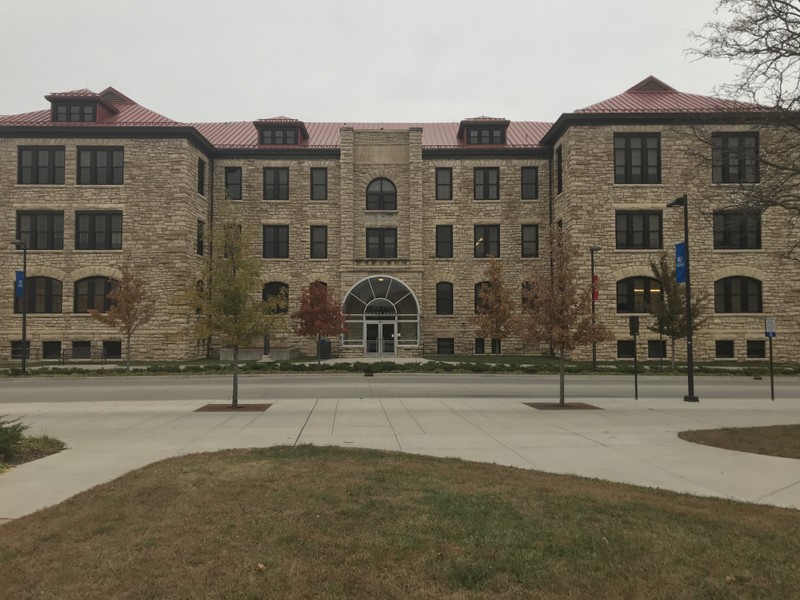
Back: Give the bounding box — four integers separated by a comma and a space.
263, 282, 289, 313
715, 276, 762, 313
436, 282, 453, 315
74, 276, 117, 313
475, 281, 490, 314
616, 277, 661, 313
14, 276, 62, 314
366, 178, 397, 211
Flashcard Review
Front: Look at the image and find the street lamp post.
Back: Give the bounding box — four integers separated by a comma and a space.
589, 245, 602, 369
666, 195, 699, 403
13, 239, 28, 376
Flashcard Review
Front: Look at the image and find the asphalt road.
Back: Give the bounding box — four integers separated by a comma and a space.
0, 373, 795, 403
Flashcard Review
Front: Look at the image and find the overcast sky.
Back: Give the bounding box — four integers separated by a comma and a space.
1, 0, 738, 124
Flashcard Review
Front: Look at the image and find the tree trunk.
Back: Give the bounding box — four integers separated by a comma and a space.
671, 337, 676, 370
125, 333, 132, 372
232, 345, 239, 409
317, 333, 321, 366
559, 345, 566, 406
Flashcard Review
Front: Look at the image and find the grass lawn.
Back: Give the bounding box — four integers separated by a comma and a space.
680, 424, 800, 460
1, 446, 798, 599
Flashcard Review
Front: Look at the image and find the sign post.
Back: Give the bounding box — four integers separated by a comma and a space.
765, 317, 777, 401
630, 316, 639, 400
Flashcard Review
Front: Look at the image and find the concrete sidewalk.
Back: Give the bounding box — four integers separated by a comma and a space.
2, 394, 799, 520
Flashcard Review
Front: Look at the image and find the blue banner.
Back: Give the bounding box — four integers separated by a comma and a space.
14, 271, 25, 298
675, 242, 686, 284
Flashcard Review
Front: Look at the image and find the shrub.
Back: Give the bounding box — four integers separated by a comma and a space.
0, 416, 29, 462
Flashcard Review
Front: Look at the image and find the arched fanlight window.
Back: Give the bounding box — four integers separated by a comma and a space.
366, 178, 397, 211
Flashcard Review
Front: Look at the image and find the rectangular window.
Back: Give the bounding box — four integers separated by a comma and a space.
436, 282, 453, 315
616, 211, 663, 249
746, 340, 766, 359
715, 340, 735, 359
310, 225, 328, 259
436, 225, 453, 258
18, 146, 65, 184
617, 340, 635, 359
77, 147, 124, 185
102, 340, 122, 359
263, 225, 289, 258
436, 168, 452, 200
42, 341, 62, 360
474, 168, 499, 200
614, 134, 661, 184
53, 103, 96, 122
75, 212, 123, 250
647, 339, 667, 359
437, 338, 455, 355
491, 338, 501, 354
197, 159, 206, 195
196, 221, 204, 256
310, 168, 328, 200
263, 168, 289, 200
261, 128, 298, 145
72, 341, 91, 359
521, 224, 539, 257
467, 127, 504, 144
521, 167, 538, 199
366, 228, 397, 259
713, 133, 759, 183
556, 146, 563, 194
16, 211, 64, 250
224, 167, 242, 200
474, 224, 500, 258
713, 211, 761, 249
10, 341, 31, 360
475, 338, 485, 355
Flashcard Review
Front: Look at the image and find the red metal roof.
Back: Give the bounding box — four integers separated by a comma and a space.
576, 76, 764, 114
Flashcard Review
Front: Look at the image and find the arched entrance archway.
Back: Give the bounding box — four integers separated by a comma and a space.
342, 275, 419, 357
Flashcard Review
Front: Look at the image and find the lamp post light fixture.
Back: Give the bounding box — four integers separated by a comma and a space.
13, 239, 28, 376
666, 194, 699, 403
589, 245, 602, 369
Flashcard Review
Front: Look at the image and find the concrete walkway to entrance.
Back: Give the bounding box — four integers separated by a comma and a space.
1, 375, 799, 520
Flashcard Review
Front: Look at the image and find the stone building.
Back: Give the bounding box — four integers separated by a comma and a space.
1, 77, 797, 362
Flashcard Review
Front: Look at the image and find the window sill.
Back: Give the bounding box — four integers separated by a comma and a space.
521, 255, 540, 259
15, 184, 66, 187
713, 312, 764, 316
76, 184, 125, 188
474, 199, 501, 202
74, 249, 124, 252
264, 199, 290, 203
712, 248, 763, 252
712, 182, 759, 186
613, 183, 662, 187
615, 248, 663, 252
364, 210, 398, 214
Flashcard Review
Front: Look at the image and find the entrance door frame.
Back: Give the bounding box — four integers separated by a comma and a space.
364, 319, 396, 358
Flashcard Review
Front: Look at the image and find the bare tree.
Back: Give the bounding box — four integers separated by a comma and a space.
472, 259, 515, 357
90, 259, 156, 371
519, 229, 612, 405
291, 280, 347, 364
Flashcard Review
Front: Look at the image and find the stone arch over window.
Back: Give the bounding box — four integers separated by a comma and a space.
616, 276, 662, 313
263, 281, 289, 313
366, 178, 397, 211
342, 275, 419, 347
15, 276, 63, 314
714, 276, 763, 313
74, 276, 117, 313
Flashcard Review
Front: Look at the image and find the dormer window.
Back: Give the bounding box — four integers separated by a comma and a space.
53, 103, 97, 122
261, 128, 298, 145
468, 126, 505, 145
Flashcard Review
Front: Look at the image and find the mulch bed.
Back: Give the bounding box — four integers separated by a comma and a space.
523, 402, 602, 410
194, 404, 272, 413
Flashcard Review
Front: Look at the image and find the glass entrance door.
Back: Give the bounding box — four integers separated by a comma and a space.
365, 321, 396, 357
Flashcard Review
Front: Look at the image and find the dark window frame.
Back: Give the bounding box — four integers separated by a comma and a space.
260, 128, 299, 145
647, 339, 667, 359
436, 225, 453, 259
77, 147, 124, 185
310, 225, 328, 259
196, 220, 205, 256
467, 126, 505, 145
263, 168, 289, 200
713, 211, 761, 249
616, 276, 662, 313
224, 167, 242, 200
53, 103, 96, 122
197, 159, 206, 195
365, 228, 397, 259
263, 225, 290, 258
614, 133, 661, 184
436, 338, 455, 355
714, 276, 763, 313
310, 168, 328, 200
14, 276, 63, 314
263, 282, 289, 313
615, 211, 663, 250
474, 281, 489, 314
42, 341, 62, 360
436, 168, 452, 200
103, 340, 122, 359
17, 146, 65, 185
556, 146, 563, 194
436, 282, 454, 315
712, 133, 759, 183
715, 340, 735, 359
474, 224, 500, 258
617, 340, 636, 359
521, 224, 539, 257
75, 212, 123, 250
474, 167, 500, 200
366, 178, 397, 211
521, 166, 538, 199
746, 340, 766, 359
73, 276, 117, 313
16, 211, 64, 250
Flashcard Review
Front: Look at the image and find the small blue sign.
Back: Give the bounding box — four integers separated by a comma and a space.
675, 242, 687, 284
14, 271, 25, 298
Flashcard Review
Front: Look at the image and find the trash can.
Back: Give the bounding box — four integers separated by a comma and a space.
319, 338, 332, 360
